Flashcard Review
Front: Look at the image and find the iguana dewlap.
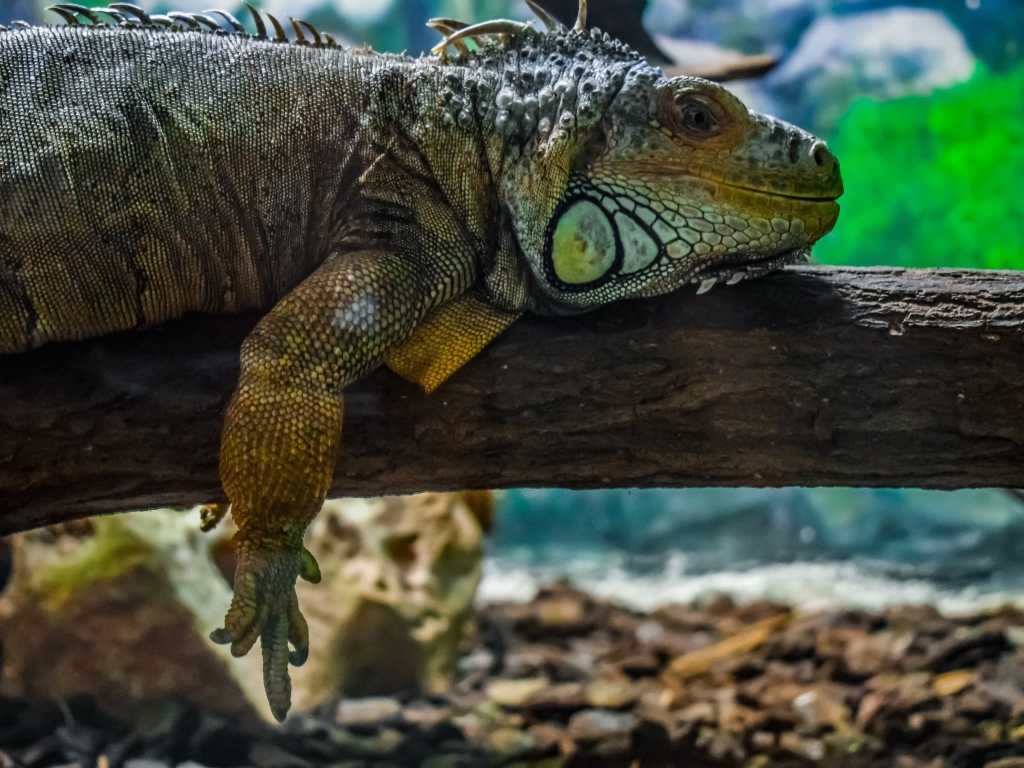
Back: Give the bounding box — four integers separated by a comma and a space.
0, 1, 842, 720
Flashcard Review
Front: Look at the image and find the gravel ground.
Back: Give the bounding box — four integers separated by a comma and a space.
4, 581, 1024, 768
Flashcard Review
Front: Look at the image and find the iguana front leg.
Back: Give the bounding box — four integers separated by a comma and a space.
211, 247, 441, 722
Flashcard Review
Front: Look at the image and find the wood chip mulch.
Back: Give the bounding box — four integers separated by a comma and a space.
4, 580, 1024, 768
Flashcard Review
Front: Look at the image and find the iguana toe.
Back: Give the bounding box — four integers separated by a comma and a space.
262, 610, 293, 722
287, 595, 310, 667
299, 547, 321, 584
230, 603, 269, 658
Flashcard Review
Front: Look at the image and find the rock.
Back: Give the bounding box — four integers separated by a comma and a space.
503, 643, 591, 684
676, 700, 716, 725
287, 493, 485, 709
0, 511, 265, 723
702, 594, 737, 616
535, 596, 586, 631
402, 700, 454, 729
1006, 627, 1024, 647
0, 493, 486, 724
584, 678, 637, 710
527, 722, 569, 754
791, 686, 853, 731
487, 727, 533, 757
248, 743, 315, 768
616, 653, 661, 677
11, 572, 1024, 767
487, 679, 550, 708
456, 649, 494, 677
926, 629, 1014, 673
420, 758, 473, 768
334, 698, 403, 729
866, 672, 937, 715
327, 727, 405, 759
933, 670, 976, 697
955, 690, 997, 719
855, 691, 883, 728
567, 710, 637, 743
55, 724, 105, 765
668, 613, 790, 678
122, 760, 170, 768
750, 731, 775, 750
843, 630, 915, 677
884, 604, 945, 634
764, 8, 977, 134
696, 725, 745, 762
420, 756, 480, 768
524, 683, 588, 718
778, 732, 825, 761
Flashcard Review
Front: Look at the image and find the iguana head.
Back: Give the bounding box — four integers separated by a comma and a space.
432, 8, 843, 314
511, 70, 843, 313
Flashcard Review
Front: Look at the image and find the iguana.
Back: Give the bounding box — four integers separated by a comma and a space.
0, 0, 842, 720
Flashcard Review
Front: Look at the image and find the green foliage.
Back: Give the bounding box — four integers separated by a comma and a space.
814, 64, 1024, 270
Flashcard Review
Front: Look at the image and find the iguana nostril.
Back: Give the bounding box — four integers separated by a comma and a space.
811, 141, 831, 168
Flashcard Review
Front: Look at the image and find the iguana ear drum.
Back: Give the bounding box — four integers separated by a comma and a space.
547, 199, 622, 287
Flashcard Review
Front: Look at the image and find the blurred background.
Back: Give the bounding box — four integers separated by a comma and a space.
2, 0, 1023, 614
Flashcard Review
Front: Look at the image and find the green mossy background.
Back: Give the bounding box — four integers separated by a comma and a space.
814, 63, 1024, 270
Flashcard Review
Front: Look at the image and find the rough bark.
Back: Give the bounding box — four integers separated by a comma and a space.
2, 266, 1024, 535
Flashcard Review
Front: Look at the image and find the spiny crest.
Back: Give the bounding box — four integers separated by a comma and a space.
3, 2, 341, 48
428, 0, 640, 68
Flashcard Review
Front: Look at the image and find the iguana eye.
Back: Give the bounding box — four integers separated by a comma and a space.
682, 103, 716, 132
672, 94, 724, 138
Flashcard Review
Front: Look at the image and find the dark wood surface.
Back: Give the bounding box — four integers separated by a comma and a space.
2, 266, 1024, 535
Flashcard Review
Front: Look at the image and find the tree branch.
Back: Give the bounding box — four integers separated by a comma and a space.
664, 55, 779, 83
3, 266, 1024, 535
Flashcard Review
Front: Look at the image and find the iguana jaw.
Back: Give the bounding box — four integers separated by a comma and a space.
573, 171, 841, 287
706, 179, 843, 204
683, 245, 811, 290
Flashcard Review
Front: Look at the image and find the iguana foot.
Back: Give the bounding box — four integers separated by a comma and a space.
210, 534, 321, 722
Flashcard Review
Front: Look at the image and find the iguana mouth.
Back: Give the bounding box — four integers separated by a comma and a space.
716, 180, 843, 204
624, 166, 844, 204
687, 246, 810, 291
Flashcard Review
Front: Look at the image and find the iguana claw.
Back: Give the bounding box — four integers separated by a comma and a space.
210, 537, 318, 722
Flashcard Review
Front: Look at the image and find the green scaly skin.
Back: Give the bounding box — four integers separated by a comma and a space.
0, 5, 843, 720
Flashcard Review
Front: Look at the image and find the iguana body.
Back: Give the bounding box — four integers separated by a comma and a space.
0, 2, 842, 720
